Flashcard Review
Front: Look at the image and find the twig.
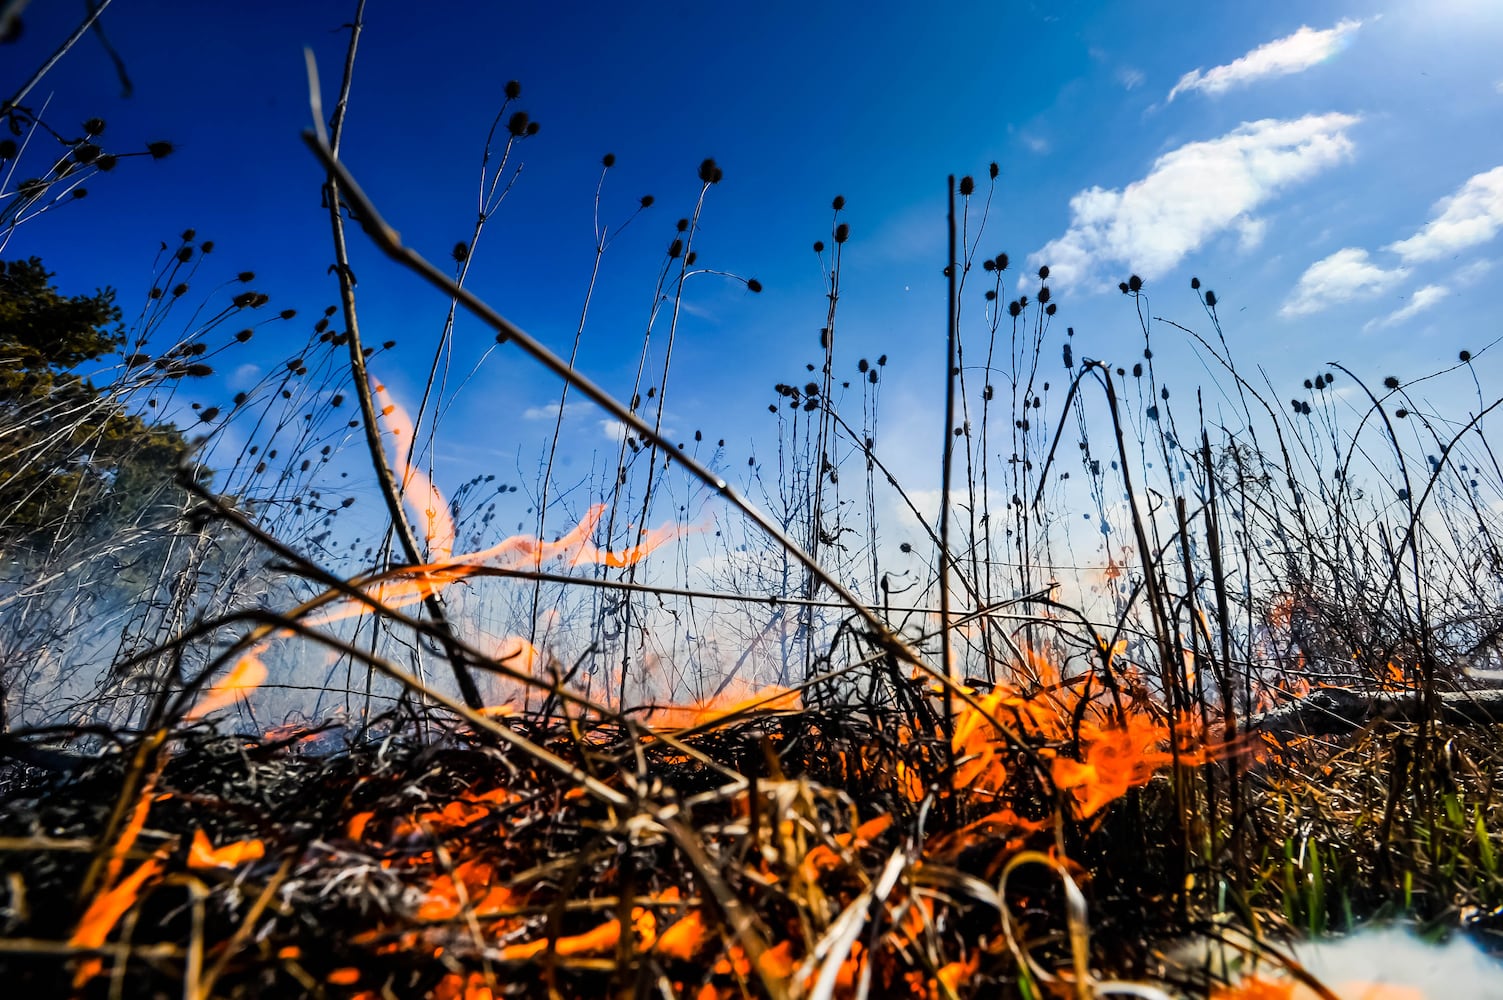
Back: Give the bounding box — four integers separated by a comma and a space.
305, 20, 484, 709
940, 176, 959, 787
1, 0, 114, 116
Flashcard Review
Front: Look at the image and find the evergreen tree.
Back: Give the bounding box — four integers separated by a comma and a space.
0, 257, 192, 551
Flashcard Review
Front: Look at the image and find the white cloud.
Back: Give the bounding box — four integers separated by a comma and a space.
523, 401, 571, 421
1454, 257, 1495, 286
1385, 166, 1503, 264
1117, 67, 1145, 91
1033, 113, 1360, 290
1235, 216, 1269, 253
229, 363, 261, 390
1365, 283, 1448, 330
1282, 248, 1405, 317
599, 419, 627, 442
1021, 133, 1051, 155
1169, 19, 1362, 101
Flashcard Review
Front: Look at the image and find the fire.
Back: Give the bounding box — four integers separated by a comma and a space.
909, 652, 1210, 820
69, 853, 166, 988
497, 899, 660, 962
372, 378, 455, 560
1050, 713, 1186, 819
187, 828, 266, 869
491, 634, 539, 674
643, 678, 801, 730
305, 501, 686, 630
297, 377, 690, 638
185, 647, 268, 721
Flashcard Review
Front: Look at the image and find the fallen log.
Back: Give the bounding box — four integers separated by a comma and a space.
1233, 686, 1503, 739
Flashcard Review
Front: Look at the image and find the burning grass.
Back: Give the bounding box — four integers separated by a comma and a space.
4, 7, 1503, 996
3, 671, 1497, 998
0, 667, 1208, 998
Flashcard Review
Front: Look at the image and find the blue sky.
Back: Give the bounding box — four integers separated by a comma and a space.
6, 0, 1503, 564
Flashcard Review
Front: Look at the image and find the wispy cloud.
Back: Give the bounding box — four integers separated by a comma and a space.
229, 363, 261, 390
1364, 283, 1448, 330
1169, 19, 1363, 101
1020, 132, 1051, 155
1454, 258, 1495, 286
1033, 113, 1360, 290
1282, 248, 1405, 317
1385, 166, 1503, 264
523, 401, 572, 421
599, 420, 628, 443
1117, 67, 1145, 91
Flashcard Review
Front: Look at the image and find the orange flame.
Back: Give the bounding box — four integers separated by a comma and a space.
69, 854, 166, 987
307, 502, 687, 631
186, 647, 268, 721
654, 909, 711, 961
497, 904, 657, 962
912, 652, 1210, 819
187, 829, 266, 869
491, 634, 539, 674
430, 972, 498, 1000
643, 679, 801, 730
372, 379, 454, 561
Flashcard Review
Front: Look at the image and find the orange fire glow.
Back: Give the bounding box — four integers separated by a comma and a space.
69, 853, 166, 987
643, 679, 801, 730
496, 902, 658, 962
187, 828, 266, 869
372, 379, 455, 561
185, 647, 268, 721
912, 653, 1210, 819
305, 501, 687, 631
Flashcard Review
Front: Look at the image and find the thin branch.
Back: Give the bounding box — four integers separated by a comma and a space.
305, 23, 484, 709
